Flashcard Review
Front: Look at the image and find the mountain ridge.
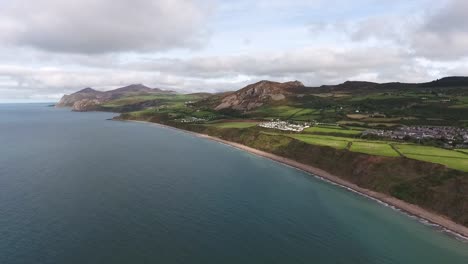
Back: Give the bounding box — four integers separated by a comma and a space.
56, 84, 175, 109
214, 80, 305, 111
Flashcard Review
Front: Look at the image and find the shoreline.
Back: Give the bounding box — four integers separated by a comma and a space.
121, 119, 468, 241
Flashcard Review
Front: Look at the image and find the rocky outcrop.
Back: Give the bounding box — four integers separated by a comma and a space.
72, 99, 102, 112
215, 80, 304, 111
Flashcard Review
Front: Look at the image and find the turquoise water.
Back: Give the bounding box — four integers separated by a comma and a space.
0, 104, 467, 264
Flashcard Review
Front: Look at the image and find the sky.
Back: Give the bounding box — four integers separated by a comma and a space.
0, 0, 467, 102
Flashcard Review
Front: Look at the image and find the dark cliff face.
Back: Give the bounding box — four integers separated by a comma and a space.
214, 80, 305, 111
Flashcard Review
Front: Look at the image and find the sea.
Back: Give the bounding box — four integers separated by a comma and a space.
0, 103, 467, 263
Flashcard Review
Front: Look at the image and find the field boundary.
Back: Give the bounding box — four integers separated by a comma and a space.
390, 144, 405, 157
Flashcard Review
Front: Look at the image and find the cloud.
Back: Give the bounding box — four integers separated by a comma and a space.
345, 0, 468, 60
126, 47, 407, 81
0, 46, 432, 101
0, 0, 212, 54
0, 0, 467, 102
410, 0, 468, 60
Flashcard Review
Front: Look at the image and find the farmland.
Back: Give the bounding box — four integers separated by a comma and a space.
394, 145, 468, 172
259, 130, 468, 170
304, 125, 363, 135
288, 134, 350, 149
207, 121, 259, 129
350, 142, 400, 157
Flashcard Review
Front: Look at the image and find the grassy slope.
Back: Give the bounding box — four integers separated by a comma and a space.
207, 122, 259, 128
252, 130, 468, 171
289, 134, 349, 149
304, 126, 362, 135
395, 145, 468, 172
350, 142, 400, 157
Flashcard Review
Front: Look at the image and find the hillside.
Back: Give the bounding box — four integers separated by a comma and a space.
56, 84, 175, 111
55, 87, 103, 108
214, 80, 304, 111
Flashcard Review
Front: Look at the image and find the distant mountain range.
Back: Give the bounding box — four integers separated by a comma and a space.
206, 76, 468, 111
57, 76, 468, 112
56, 84, 175, 111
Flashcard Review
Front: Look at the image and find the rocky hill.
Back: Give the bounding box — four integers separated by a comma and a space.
55, 88, 103, 107
214, 80, 304, 111
56, 84, 174, 111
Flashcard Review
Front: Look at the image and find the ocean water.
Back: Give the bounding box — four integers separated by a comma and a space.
0, 103, 467, 264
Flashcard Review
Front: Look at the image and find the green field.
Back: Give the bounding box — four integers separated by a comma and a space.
395, 145, 468, 158
457, 149, 468, 154
208, 122, 259, 129
252, 106, 319, 119
271, 133, 468, 170
395, 145, 468, 172
350, 142, 400, 157
289, 134, 349, 149
289, 134, 399, 157
404, 154, 468, 172
304, 126, 362, 135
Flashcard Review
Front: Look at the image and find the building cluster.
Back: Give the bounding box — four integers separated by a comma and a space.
258, 121, 311, 132
177, 117, 206, 123
364, 126, 468, 144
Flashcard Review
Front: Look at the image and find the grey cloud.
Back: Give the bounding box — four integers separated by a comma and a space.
349, 16, 410, 43
410, 0, 468, 60
346, 0, 468, 60
128, 47, 406, 80
0, 0, 212, 54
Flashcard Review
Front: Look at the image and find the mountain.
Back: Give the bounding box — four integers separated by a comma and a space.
420, 76, 468, 88
105, 84, 160, 97
55, 87, 103, 107
319, 81, 379, 91
214, 80, 304, 111
313, 77, 468, 93
56, 84, 175, 109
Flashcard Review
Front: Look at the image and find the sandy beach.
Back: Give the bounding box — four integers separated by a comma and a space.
124, 119, 468, 240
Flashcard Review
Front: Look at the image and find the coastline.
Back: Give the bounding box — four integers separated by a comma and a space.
121, 119, 468, 241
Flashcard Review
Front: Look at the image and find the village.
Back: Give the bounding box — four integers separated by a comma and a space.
364, 126, 468, 146
258, 120, 311, 132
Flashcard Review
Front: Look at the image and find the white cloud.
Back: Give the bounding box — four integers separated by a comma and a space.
0, 0, 213, 54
